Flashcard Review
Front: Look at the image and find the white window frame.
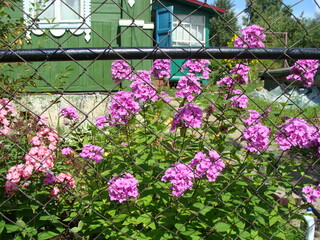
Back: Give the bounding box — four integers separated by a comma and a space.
172, 14, 206, 47
24, 0, 91, 42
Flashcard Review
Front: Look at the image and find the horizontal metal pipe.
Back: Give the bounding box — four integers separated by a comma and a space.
0, 47, 319, 62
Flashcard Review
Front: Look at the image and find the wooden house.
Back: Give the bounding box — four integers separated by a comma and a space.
10, 0, 225, 92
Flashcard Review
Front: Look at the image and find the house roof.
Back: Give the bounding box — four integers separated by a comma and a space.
175, 0, 226, 13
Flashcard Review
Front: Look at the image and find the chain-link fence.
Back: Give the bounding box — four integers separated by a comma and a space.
1, 0, 320, 239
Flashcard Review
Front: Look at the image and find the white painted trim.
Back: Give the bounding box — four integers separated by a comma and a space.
143, 23, 154, 30
119, 19, 145, 27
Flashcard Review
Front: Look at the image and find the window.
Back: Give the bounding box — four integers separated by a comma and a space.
24, 0, 91, 41
172, 15, 205, 47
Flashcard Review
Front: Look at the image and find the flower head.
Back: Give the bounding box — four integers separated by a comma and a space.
275, 118, 317, 151
171, 103, 203, 132
176, 75, 201, 102
182, 59, 211, 79
287, 59, 319, 87
242, 123, 270, 153
59, 106, 79, 121
108, 91, 141, 125
234, 25, 266, 48
79, 144, 104, 163
111, 60, 133, 84
161, 163, 195, 197
108, 173, 139, 203
151, 59, 171, 79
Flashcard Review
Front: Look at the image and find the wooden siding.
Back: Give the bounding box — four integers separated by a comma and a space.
8, 0, 153, 92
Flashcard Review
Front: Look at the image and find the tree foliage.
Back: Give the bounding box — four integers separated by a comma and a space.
243, 0, 320, 48
209, 0, 238, 47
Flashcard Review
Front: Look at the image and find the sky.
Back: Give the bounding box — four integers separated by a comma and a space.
208, 0, 320, 27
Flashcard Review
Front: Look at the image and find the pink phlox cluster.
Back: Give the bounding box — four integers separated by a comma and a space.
111, 60, 133, 84
28, 115, 49, 131
242, 108, 271, 126
230, 64, 250, 85
43, 172, 76, 197
43, 171, 56, 185
189, 151, 225, 182
242, 110, 262, 126
24, 145, 54, 172
275, 117, 317, 151
302, 184, 320, 203
171, 103, 203, 132
79, 144, 104, 163
0, 98, 17, 116
108, 173, 139, 203
161, 163, 195, 197
5, 164, 33, 193
151, 91, 171, 103
217, 64, 250, 90
130, 70, 157, 102
242, 124, 270, 153
30, 127, 59, 150
151, 59, 171, 79
176, 75, 201, 102
59, 106, 79, 121
181, 59, 211, 79
61, 147, 74, 156
217, 76, 235, 90
0, 98, 17, 135
230, 89, 248, 109
108, 91, 141, 125
287, 59, 319, 87
95, 115, 109, 129
234, 25, 266, 48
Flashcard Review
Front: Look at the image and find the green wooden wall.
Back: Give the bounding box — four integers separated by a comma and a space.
9, 0, 153, 92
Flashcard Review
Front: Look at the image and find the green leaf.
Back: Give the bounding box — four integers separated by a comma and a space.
6, 224, 20, 233
215, 222, 230, 232
71, 221, 84, 233
269, 216, 279, 227
221, 192, 232, 202
0, 220, 5, 234
275, 232, 286, 239
37, 231, 59, 240
174, 223, 186, 232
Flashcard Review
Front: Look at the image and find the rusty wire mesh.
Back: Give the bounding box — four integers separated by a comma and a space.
0, 0, 320, 239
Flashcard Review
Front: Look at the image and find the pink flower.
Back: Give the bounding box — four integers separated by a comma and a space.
108, 91, 141, 125
24, 146, 54, 172
130, 71, 157, 102
59, 106, 79, 121
242, 123, 270, 153
79, 144, 104, 163
50, 186, 61, 197
61, 147, 74, 156
171, 103, 203, 132
30, 127, 59, 150
190, 151, 225, 182
151, 91, 171, 103
151, 59, 171, 79
176, 75, 201, 102
287, 59, 319, 87
230, 89, 248, 109
234, 25, 266, 48
43, 172, 56, 185
108, 173, 139, 203
303, 184, 320, 203
111, 60, 133, 84
161, 163, 195, 197
55, 172, 76, 189
182, 59, 211, 79
275, 118, 317, 151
